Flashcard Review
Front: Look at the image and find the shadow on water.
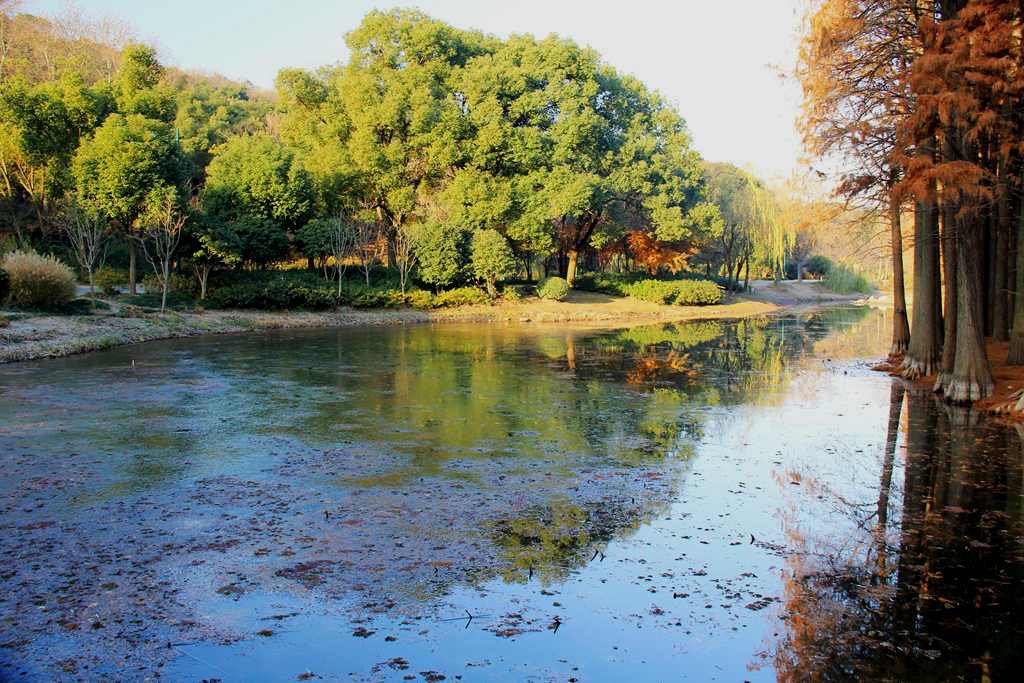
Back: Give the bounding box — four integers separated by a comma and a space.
4, 306, 1019, 680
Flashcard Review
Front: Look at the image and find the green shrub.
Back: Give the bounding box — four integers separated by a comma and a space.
620, 279, 723, 306
500, 284, 526, 302
403, 289, 436, 310
670, 280, 723, 305
207, 273, 338, 310
536, 276, 570, 301
574, 272, 636, 296
0, 267, 8, 304
619, 279, 673, 303
1, 250, 77, 309
805, 255, 833, 278
824, 263, 871, 294
433, 286, 490, 308
343, 284, 395, 308
93, 266, 128, 294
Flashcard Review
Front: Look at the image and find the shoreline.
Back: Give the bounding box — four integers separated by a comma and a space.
876, 341, 1024, 422
0, 286, 868, 364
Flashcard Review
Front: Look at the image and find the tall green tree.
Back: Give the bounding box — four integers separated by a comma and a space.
203, 133, 314, 230
0, 73, 111, 243
335, 9, 490, 261
73, 112, 188, 291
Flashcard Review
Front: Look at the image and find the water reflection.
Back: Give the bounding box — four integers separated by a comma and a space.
2, 306, 936, 682
775, 390, 1024, 682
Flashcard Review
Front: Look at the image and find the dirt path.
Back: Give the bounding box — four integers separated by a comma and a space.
744, 279, 875, 306
0, 287, 865, 364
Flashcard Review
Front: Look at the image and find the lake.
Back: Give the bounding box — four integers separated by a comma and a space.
1, 308, 1021, 681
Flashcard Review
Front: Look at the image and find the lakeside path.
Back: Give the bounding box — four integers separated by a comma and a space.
0, 282, 868, 364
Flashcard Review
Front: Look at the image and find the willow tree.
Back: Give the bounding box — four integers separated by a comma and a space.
702, 162, 759, 289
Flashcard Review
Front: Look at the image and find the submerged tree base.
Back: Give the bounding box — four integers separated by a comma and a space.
900, 354, 940, 381
943, 376, 994, 404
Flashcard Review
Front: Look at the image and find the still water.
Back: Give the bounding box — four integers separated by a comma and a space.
1, 308, 1021, 681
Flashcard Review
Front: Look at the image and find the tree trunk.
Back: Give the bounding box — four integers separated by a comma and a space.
993, 156, 1011, 341
128, 240, 137, 295
944, 213, 994, 403
902, 198, 942, 378
1008, 196, 1024, 363
743, 253, 750, 292
161, 263, 169, 313
935, 173, 959, 392
889, 193, 911, 357
566, 250, 579, 286
978, 208, 987, 335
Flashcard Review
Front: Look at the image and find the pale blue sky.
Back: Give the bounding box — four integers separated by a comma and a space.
23, 0, 806, 178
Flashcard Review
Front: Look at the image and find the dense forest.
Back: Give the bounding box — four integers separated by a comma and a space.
799, 0, 1024, 406
0, 4, 878, 316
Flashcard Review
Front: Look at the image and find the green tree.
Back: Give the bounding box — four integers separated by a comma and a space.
115, 44, 175, 122
203, 134, 314, 232
73, 112, 188, 292
415, 221, 471, 290
0, 73, 111, 243
295, 217, 334, 271
172, 80, 269, 185
471, 228, 516, 297
183, 208, 240, 300
454, 34, 712, 284
336, 9, 490, 260
274, 67, 355, 217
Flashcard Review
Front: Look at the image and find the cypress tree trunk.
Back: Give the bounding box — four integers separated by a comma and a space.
935, 200, 959, 391
933, 202, 944, 347
902, 197, 942, 378
993, 156, 1011, 341
944, 213, 994, 403
1007, 196, 1024, 363
978, 208, 987, 335
889, 193, 911, 357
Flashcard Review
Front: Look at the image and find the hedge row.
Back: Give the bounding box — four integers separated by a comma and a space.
205, 276, 490, 311
622, 279, 723, 305
575, 272, 723, 306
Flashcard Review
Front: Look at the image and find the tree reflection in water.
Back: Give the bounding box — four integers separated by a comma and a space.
774, 388, 1024, 681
